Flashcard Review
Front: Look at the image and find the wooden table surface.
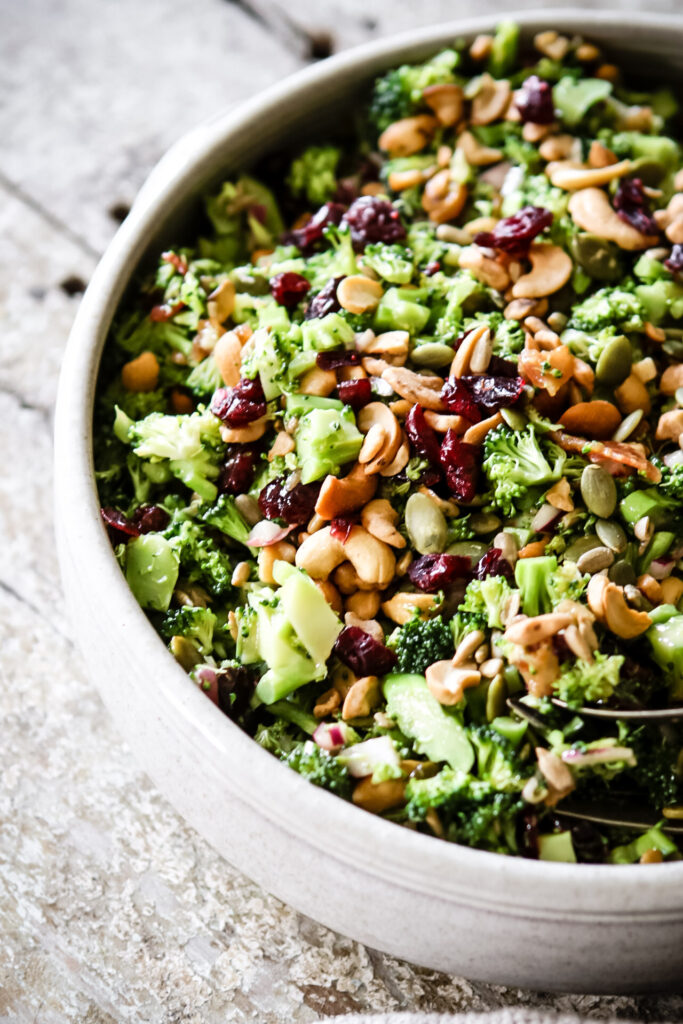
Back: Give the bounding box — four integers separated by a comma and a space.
2, 1, 683, 1020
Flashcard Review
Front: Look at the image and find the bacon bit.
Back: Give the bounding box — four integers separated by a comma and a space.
550, 430, 661, 483
161, 250, 188, 275
149, 300, 184, 322
518, 342, 574, 396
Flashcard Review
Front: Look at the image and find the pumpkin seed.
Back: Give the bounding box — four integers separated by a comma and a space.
405, 492, 448, 554
570, 232, 622, 283
411, 341, 455, 369
486, 674, 508, 722
611, 408, 643, 442
595, 519, 627, 553
595, 334, 632, 386
609, 560, 637, 587
577, 545, 614, 574
470, 512, 501, 535
501, 407, 527, 431
446, 539, 489, 562
564, 534, 601, 562
580, 464, 617, 518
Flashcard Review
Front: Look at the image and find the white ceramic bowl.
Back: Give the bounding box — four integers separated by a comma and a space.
55, 10, 683, 992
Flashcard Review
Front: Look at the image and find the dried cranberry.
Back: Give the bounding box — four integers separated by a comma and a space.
210, 377, 266, 428
461, 375, 525, 415
515, 76, 555, 124
474, 206, 554, 258
424, 260, 441, 276
161, 250, 188, 275
613, 178, 658, 236
405, 404, 442, 467
100, 507, 140, 544
333, 177, 359, 205
149, 300, 184, 322
665, 244, 683, 274
258, 477, 320, 526
440, 430, 479, 502
337, 378, 372, 411
316, 349, 360, 370
131, 504, 170, 533
305, 276, 344, 320
440, 377, 481, 423
249, 203, 267, 225
475, 547, 514, 583
487, 354, 519, 378
408, 554, 471, 593
330, 516, 354, 543
284, 202, 346, 252
341, 196, 406, 251
334, 626, 397, 676
219, 447, 259, 494
270, 271, 310, 308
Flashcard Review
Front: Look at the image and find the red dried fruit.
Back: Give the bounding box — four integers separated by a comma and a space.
334, 626, 397, 676
440, 377, 482, 423
440, 430, 479, 502
330, 516, 355, 543
161, 250, 188, 275
284, 202, 346, 252
337, 377, 372, 412
405, 404, 442, 466
270, 271, 311, 308
131, 505, 170, 533
258, 477, 321, 526
305, 276, 345, 320
514, 76, 555, 125
475, 547, 514, 583
100, 507, 140, 544
316, 349, 361, 370
424, 260, 441, 276
149, 300, 184, 322
408, 553, 471, 592
219, 447, 259, 494
665, 244, 683, 274
460, 375, 525, 415
487, 354, 519, 378
613, 178, 658, 236
474, 206, 554, 258
210, 377, 266, 428
341, 196, 406, 251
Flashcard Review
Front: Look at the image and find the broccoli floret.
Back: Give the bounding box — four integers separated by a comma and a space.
469, 723, 531, 793
303, 225, 358, 291
255, 718, 300, 757
500, 173, 569, 219
625, 723, 683, 808
369, 49, 461, 133
654, 462, 683, 503
646, 607, 683, 701
562, 325, 632, 367
553, 76, 612, 127
124, 533, 180, 612
387, 614, 454, 674
185, 355, 223, 398
554, 652, 624, 709
636, 279, 683, 325
285, 741, 352, 798
487, 20, 519, 79
287, 145, 341, 205
166, 519, 235, 598
295, 405, 363, 484
101, 380, 167, 422
461, 576, 515, 629
201, 494, 252, 547
512, 555, 585, 617
568, 286, 645, 331
159, 605, 217, 654
483, 426, 565, 516
202, 175, 285, 263
362, 243, 414, 284
608, 825, 678, 864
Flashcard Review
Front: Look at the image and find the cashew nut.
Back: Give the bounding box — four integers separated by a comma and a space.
211, 330, 243, 387
337, 275, 384, 315
457, 130, 502, 166
588, 141, 618, 169
378, 114, 439, 157
361, 499, 406, 548
207, 277, 236, 327
535, 748, 575, 805
382, 366, 445, 411
258, 541, 296, 584
534, 29, 569, 60
379, 437, 410, 477
295, 525, 396, 588
299, 365, 338, 396
342, 675, 381, 720
423, 410, 466, 433
345, 589, 381, 619
344, 611, 384, 642
314, 579, 344, 614
512, 243, 573, 299
452, 629, 486, 666
121, 351, 159, 392
422, 83, 464, 126
449, 324, 490, 377
587, 574, 651, 638
220, 416, 268, 444
268, 430, 295, 461
660, 364, 683, 396
568, 188, 659, 250
546, 158, 632, 190
314, 687, 341, 718
421, 169, 468, 224
545, 477, 574, 512
615, 373, 651, 416
504, 297, 549, 320
315, 462, 378, 519
460, 246, 511, 291
538, 134, 578, 162
504, 612, 575, 647
357, 330, 410, 357
471, 74, 511, 125
656, 409, 683, 441
425, 660, 481, 706
462, 411, 502, 446
381, 591, 442, 625
357, 402, 403, 473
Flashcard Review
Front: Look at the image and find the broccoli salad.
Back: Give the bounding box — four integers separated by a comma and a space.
96, 23, 683, 864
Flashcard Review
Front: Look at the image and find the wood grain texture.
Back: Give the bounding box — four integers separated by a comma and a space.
2, 0, 683, 1019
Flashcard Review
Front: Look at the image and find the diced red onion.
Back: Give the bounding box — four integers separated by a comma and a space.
313, 721, 350, 753
561, 746, 636, 768
246, 520, 295, 547
532, 503, 563, 534
649, 558, 674, 581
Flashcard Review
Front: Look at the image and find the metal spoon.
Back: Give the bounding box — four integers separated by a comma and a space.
556, 799, 683, 835
550, 698, 683, 722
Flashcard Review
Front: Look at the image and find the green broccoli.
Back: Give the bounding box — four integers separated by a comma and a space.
124, 533, 180, 612
362, 242, 414, 284
159, 605, 217, 654
387, 614, 454, 674
636, 279, 683, 325
469, 722, 531, 793
567, 286, 645, 331
483, 426, 565, 516
608, 825, 678, 864
255, 718, 299, 757
553, 76, 612, 127
285, 741, 352, 798
487, 20, 519, 79
185, 355, 223, 398
461, 576, 515, 629
166, 519, 235, 598
287, 145, 341, 205
369, 49, 462, 133
295, 405, 363, 484
512, 555, 585, 617
625, 722, 683, 808
202, 175, 285, 263
554, 652, 624, 709
646, 606, 683, 701
201, 494, 252, 547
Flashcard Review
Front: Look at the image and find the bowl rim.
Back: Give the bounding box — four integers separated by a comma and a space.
55, 7, 683, 917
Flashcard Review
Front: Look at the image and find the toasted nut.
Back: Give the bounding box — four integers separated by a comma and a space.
378, 114, 439, 156
588, 141, 618, 168
337, 275, 384, 315
518, 539, 547, 559
389, 399, 412, 418
640, 848, 664, 864
423, 83, 464, 126
634, 515, 654, 545
539, 134, 577, 162
615, 373, 651, 416
534, 29, 569, 60
345, 589, 381, 619
212, 330, 243, 386
469, 326, 494, 373
170, 389, 194, 414
344, 613, 384, 644
545, 478, 573, 512
470, 33, 493, 60
334, 562, 366, 594
315, 462, 378, 519
296, 525, 395, 588
512, 243, 573, 299
504, 297, 548, 320
361, 499, 406, 548
342, 675, 381, 720
637, 573, 663, 605
576, 42, 601, 62
207, 278, 236, 326
596, 63, 620, 83
358, 402, 403, 473
535, 748, 575, 806
504, 612, 575, 647
426, 661, 480, 706
257, 541, 296, 584
313, 579, 343, 615
462, 411, 502, 446
359, 423, 388, 464
568, 188, 659, 250
121, 351, 159, 392
471, 74, 511, 125
480, 657, 504, 679
661, 364, 683, 395
661, 576, 683, 606
559, 400, 621, 440
577, 546, 614, 575
465, 215, 498, 238
382, 366, 445, 411
457, 130, 502, 166
231, 561, 251, 587
563, 623, 594, 663
422, 169, 468, 224
587, 573, 610, 621
314, 687, 341, 718
450, 324, 489, 377
437, 144, 453, 167
452, 629, 486, 667
656, 409, 683, 442
547, 158, 632, 190
220, 416, 268, 444
299, 365, 338, 397
603, 583, 652, 638
388, 166, 434, 191
360, 330, 410, 358
352, 776, 406, 813
523, 121, 553, 144
268, 431, 295, 461
459, 247, 510, 291
381, 591, 441, 625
